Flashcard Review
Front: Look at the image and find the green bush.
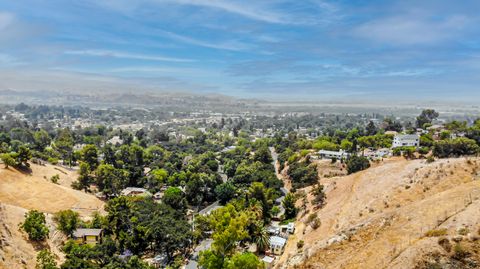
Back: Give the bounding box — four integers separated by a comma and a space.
346, 156, 370, 174
48, 157, 59, 165
20, 210, 49, 241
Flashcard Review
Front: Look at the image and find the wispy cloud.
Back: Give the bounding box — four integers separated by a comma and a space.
354, 14, 470, 45
162, 0, 287, 24
64, 49, 194, 62
160, 30, 251, 51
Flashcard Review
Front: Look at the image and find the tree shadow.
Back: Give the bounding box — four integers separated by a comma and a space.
28, 238, 50, 251
14, 165, 32, 175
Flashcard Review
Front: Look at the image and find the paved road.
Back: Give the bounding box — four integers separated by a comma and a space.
185, 239, 213, 269
269, 147, 289, 217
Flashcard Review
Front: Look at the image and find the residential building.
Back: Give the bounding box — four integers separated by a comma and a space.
269, 236, 287, 255
120, 187, 152, 197
318, 149, 350, 159
392, 134, 420, 148
262, 256, 275, 269
73, 228, 103, 245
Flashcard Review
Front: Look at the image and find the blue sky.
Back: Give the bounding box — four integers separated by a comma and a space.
0, 0, 480, 102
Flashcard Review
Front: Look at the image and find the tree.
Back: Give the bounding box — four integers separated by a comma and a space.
162, 187, 187, 212
33, 129, 51, 152
54, 210, 80, 237
15, 145, 32, 167
54, 128, 74, 166
36, 249, 57, 269
147, 168, 168, 190
215, 182, 237, 205
226, 252, 264, 269
346, 156, 370, 174
148, 204, 192, 260
282, 193, 297, 219
251, 222, 269, 254
416, 109, 439, 129
366, 121, 378, 136
253, 146, 272, 164
95, 164, 128, 198
311, 184, 326, 206
20, 210, 49, 241
1, 153, 15, 168
80, 144, 99, 171
73, 162, 92, 191
433, 137, 480, 158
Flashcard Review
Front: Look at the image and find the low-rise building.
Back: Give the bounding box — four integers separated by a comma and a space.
269, 236, 287, 255
73, 228, 103, 245
318, 149, 350, 159
392, 134, 420, 148
262, 256, 275, 269
120, 187, 152, 197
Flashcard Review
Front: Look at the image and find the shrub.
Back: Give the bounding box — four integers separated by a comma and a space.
426, 156, 435, 163
20, 210, 49, 241
297, 240, 304, 249
425, 229, 448, 237
346, 156, 370, 174
433, 137, 480, 158
452, 243, 469, 260
306, 213, 317, 224
48, 157, 58, 165
311, 218, 321, 230
50, 174, 60, 184
36, 249, 57, 269
457, 227, 469, 236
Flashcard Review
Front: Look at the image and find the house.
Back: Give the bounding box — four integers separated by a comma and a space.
262, 256, 275, 269
269, 236, 287, 255
120, 187, 152, 197
392, 134, 420, 148
73, 228, 103, 245
267, 226, 280, 235
106, 136, 123, 145
318, 149, 350, 159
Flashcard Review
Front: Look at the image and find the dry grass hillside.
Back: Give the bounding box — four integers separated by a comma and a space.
277, 157, 480, 269
0, 163, 104, 269
0, 163, 103, 216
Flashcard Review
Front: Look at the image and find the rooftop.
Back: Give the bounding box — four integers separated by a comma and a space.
73, 228, 102, 237
270, 236, 287, 247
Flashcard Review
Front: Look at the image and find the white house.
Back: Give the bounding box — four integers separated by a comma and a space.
318, 149, 350, 159
262, 256, 275, 269
269, 236, 287, 255
392, 134, 420, 148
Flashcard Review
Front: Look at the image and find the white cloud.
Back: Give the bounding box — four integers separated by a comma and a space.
354, 14, 470, 45
64, 49, 194, 62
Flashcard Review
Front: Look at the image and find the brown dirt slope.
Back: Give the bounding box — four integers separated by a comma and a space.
0, 163, 103, 217
277, 157, 480, 269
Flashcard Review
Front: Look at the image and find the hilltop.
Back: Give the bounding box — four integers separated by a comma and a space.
277, 157, 480, 269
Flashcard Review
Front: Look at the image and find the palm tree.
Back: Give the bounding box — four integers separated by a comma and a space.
252, 221, 270, 254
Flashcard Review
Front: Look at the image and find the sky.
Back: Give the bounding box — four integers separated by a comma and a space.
1, 0, 480, 102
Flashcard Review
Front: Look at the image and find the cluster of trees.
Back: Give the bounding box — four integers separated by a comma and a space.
287, 158, 319, 190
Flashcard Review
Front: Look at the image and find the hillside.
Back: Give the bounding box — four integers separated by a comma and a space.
0, 163, 103, 217
0, 163, 104, 268
277, 157, 480, 269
